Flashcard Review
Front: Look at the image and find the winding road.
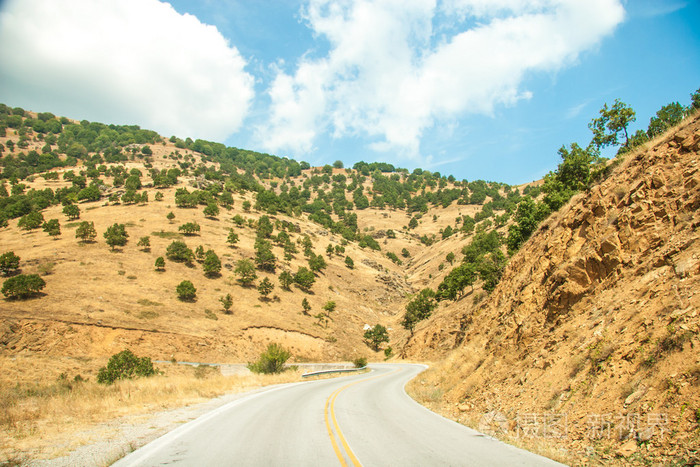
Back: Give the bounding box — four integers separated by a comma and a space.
114, 364, 563, 466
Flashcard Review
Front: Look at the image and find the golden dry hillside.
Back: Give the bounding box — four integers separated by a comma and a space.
0, 110, 505, 367
405, 114, 700, 464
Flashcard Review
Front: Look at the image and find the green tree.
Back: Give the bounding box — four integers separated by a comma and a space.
254, 239, 276, 272
42, 219, 61, 238
408, 217, 418, 229
301, 298, 311, 315
195, 245, 206, 263
647, 102, 685, 139
137, 236, 150, 251
176, 280, 197, 301
308, 253, 327, 273
247, 343, 291, 374
203, 202, 219, 218
279, 270, 294, 290
294, 267, 315, 291
242, 200, 251, 212
219, 293, 233, 314
344, 256, 354, 269
104, 223, 128, 250
18, 211, 44, 230
257, 277, 274, 299
62, 204, 80, 220
234, 259, 257, 286
75, 221, 97, 243
226, 229, 239, 247
0, 251, 20, 276
364, 324, 389, 351
154, 256, 165, 271
167, 211, 175, 223
589, 99, 636, 151
2, 274, 46, 299
402, 288, 437, 334
179, 222, 201, 235
166, 241, 194, 263
96, 349, 156, 385
203, 250, 221, 277
323, 300, 336, 315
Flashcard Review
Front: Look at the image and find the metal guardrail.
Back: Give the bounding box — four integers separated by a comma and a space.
302, 366, 367, 378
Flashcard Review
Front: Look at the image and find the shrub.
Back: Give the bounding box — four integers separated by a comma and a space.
247, 343, 291, 374
353, 357, 368, 368
2, 274, 46, 299
176, 280, 197, 301
0, 251, 20, 276
294, 267, 315, 291
166, 241, 194, 263
96, 349, 156, 385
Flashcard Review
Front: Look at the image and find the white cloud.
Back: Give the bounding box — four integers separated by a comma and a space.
0, 0, 254, 141
258, 0, 624, 158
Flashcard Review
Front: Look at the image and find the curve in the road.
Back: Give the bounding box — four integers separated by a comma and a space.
115, 363, 564, 466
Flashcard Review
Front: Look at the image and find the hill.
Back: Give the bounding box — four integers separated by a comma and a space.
404, 113, 700, 464
0, 105, 520, 367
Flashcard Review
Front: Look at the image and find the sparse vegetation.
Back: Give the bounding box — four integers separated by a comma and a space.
247, 343, 291, 374
176, 280, 197, 301
96, 349, 156, 385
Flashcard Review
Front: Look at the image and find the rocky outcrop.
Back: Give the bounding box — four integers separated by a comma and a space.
405, 114, 700, 464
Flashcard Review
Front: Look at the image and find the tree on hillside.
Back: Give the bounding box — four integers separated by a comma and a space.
0, 251, 20, 276
257, 277, 274, 299
344, 256, 354, 269
62, 204, 80, 220
75, 221, 97, 243
589, 99, 636, 152
401, 288, 437, 335
301, 298, 311, 315
154, 256, 165, 271
254, 239, 276, 272
179, 222, 201, 236
42, 219, 61, 238
97, 349, 155, 385
219, 293, 233, 314
647, 102, 685, 139
104, 223, 128, 250
226, 229, 239, 247
234, 259, 257, 286
18, 211, 44, 230
166, 211, 175, 223
137, 236, 151, 251
203, 202, 219, 218
364, 324, 389, 351
278, 270, 293, 290
308, 253, 327, 273
203, 249, 221, 277
2, 274, 46, 299
176, 280, 197, 301
293, 267, 315, 292
166, 241, 194, 264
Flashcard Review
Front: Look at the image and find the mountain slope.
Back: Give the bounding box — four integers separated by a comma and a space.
405, 114, 700, 463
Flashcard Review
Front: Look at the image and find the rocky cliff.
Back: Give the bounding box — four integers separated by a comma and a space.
406, 114, 700, 464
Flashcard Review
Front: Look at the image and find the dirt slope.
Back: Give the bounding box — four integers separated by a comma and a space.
405, 114, 700, 463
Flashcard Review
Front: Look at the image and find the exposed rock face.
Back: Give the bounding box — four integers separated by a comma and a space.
405, 115, 700, 463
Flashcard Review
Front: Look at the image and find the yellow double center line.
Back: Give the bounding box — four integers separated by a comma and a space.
324, 368, 401, 467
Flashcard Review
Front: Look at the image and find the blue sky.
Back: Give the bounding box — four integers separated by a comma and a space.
0, 0, 698, 185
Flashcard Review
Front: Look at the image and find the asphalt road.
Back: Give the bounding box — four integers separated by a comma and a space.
114, 364, 563, 466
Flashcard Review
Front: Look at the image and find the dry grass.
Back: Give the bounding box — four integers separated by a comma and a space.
0, 356, 304, 459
